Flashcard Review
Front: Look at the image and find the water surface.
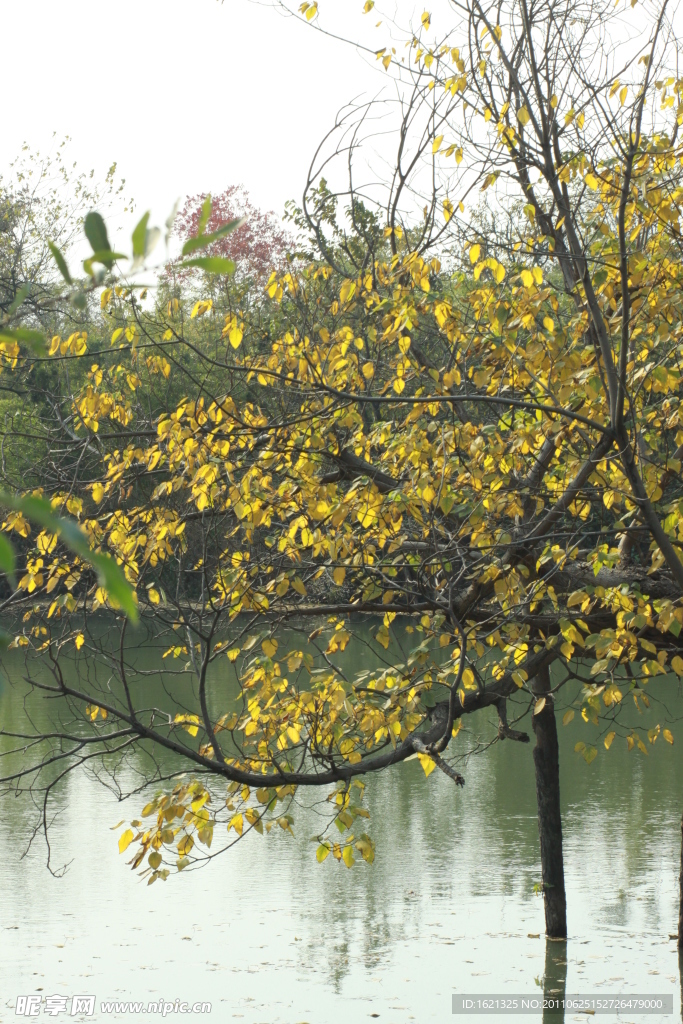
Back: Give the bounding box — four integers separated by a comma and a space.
0, 642, 681, 1022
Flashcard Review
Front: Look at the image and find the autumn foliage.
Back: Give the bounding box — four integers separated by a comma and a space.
0, 0, 682, 891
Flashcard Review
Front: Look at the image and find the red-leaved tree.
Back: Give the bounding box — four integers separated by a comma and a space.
174, 186, 290, 279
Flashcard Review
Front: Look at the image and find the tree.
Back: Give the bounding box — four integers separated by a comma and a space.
173, 186, 291, 280
0, 0, 682, 941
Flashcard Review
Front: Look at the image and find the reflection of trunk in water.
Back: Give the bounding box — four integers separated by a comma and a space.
679, 810, 683, 1024
543, 938, 567, 1024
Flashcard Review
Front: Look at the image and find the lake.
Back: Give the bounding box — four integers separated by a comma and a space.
0, 635, 682, 1022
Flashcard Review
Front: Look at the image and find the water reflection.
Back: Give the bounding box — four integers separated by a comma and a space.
543, 939, 567, 1022
0, 643, 682, 1020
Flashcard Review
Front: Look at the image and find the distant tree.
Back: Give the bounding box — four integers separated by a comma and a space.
174, 186, 290, 279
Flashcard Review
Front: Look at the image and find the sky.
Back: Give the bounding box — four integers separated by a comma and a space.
2, 0, 391, 241
3, 0, 670, 254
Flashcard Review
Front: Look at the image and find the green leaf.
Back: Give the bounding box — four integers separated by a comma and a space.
0, 328, 47, 355
0, 532, 16, 587
197, 195, 212, 236
181, 256, 236, 275
132, 212, 150, 259
181, 218, 245, 257
84, 212, 111, 256
165, 199, 180, 244
48, 241, 72, 285
8, 284, 30, 316
83, 250, 126, 276
144, 227, 161, 259
87, 550, 138, 622
0, 494, 138, 622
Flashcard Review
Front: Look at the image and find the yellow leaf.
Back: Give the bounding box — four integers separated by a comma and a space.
562, 709, 574, 725
316, 843, 331, 861
173, 713, 199, 737
190, 299, 213, 319
543, 316, 554, 333
118, 829, 134, 854
484, 107, 492, 122
421, 11, 430, 29
533, 697, 546, 715
664, 729, 674, 745
604, 731, 616, 750
333, 567, 346, 586
75, 633, 85, 651
342, 844, 355, 867
363, 0, 374, 10
532, 267, 543, 285
228, 813, 244, 836
520, 269, 533, 288
462, 667, 475, 689
340, 279, 356, 304
517, 106, 530, 125
147, 588, 160, 605
262, 638, 278, 657
417, 752, 436, 777
443, 199, 454, 223
177, 834, 194, 856
227, 648, 240, 662
292, 577, 307, 596
362, 361, 375, 379
671, 655, 683, 676
585, 173, 599, 190
469, 244, 481, 264
550, 94, 558, 109
92, 482, 105, 503
576, 111, 585, 129
432, 135, 443, 154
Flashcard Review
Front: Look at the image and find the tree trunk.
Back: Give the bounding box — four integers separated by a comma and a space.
678, 811, 683, 949
532, 665, 567, 939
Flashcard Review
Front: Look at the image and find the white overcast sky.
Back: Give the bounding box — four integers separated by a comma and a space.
3, 0, 671, 251
2, 0, 395, 238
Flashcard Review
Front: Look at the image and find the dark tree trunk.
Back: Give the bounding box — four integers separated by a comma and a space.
532, 665, 567, 939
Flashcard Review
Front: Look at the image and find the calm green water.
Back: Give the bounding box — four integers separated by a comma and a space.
0, 635, 682, 1023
